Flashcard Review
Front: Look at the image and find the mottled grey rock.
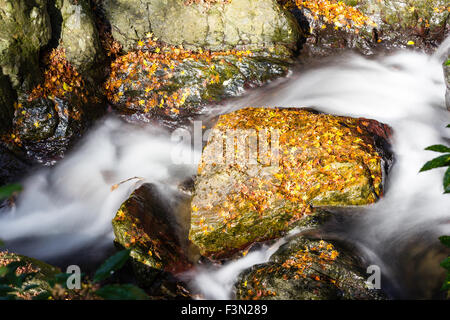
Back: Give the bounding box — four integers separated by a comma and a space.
234, 236, 386, 300
0, 0, 52, 90
57, 0, 105, 80
102, 0, 301, 52
298, 0, 449, 57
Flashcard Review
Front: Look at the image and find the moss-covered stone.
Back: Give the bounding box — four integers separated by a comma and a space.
56, 0, 105, 81
105, 37, 292, 128
190, 108, 392, 258
234, 237, 386, 300
0, 251, 61, 299
294, 0, 449, 57
112, 183, 192, 287
102, 0, 302, 52
0, 0, 52, 90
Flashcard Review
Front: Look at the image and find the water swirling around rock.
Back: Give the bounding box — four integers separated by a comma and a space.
0, 45, 449, 299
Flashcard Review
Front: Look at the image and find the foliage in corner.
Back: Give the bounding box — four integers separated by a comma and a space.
0, 249, 148, 300
420, 125, 450, 193
421, 124, 450, 299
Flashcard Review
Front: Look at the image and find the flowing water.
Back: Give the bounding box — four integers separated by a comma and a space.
1, 44, 449, 298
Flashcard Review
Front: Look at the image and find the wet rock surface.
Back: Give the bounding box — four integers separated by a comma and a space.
0, 70, 15, 135
190, 108, 392, 258
281, 0, 449, 58
112, 183, 192, 287
234, 236, 386, 300
105, 36, 293, 129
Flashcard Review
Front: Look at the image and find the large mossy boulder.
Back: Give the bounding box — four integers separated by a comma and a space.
112, 183, 192, 287
190, 108, 392, 258
234, 236, 385, 300
0, 0, 52, 90
0, 251, 60, 299
105, 37, 292, 128
102, 0, 302, 52
55, 0, 105, 81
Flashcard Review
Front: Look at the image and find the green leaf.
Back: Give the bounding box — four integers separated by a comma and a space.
425, 145, 450, 153
441, 257, 450, 270
0, 267, 9, 278
444, 167, 450, 194
0, 184, 22, 201
419, 154, 450, 172
439, 236, 450, 248
93, 249, 130, 283
95, 284, 149, 300
445, 60, 450, 66
442, 273, 450, 291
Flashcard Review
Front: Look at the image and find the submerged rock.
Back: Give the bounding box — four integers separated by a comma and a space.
234, 236, 386, 300
112, 183, 192, 287
0, 0, 52, 90
190, 108, 392, 258
102, 0, 302, 52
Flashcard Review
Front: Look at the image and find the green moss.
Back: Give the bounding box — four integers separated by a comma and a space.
234, 237, 386, 300
190, 108, 390, 258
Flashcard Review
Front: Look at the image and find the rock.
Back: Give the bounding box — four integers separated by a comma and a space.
0, 0, 52, 90
7, 48, 105, 165
284, 0, 449, 57
102, 0, 302, 52
112, 183, 193, 287
190, 108, 392, 258
10, 97, 83, 163
0, 251, 61, 299
354, 0, 448, 51
105, 37, 292, 129
55, 0, 105, 81
234, 236, 386, 300
0, 70, 15, 134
